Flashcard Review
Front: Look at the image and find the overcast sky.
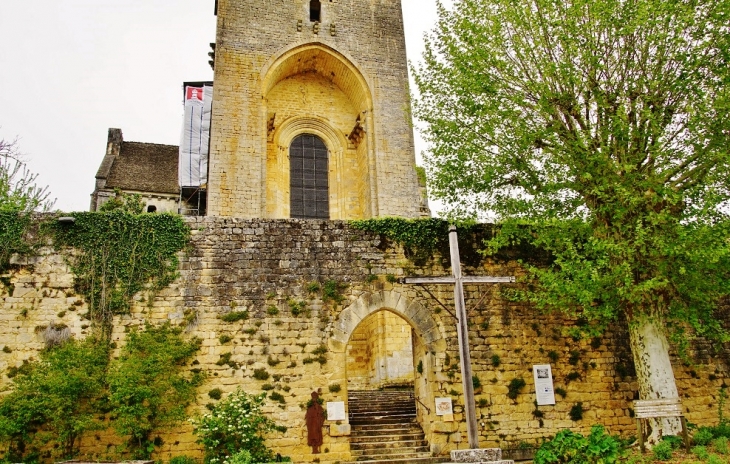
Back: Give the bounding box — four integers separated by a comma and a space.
0, 0, 451, 213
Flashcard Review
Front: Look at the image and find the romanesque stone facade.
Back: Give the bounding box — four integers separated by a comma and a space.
1, 218, 728, 462
207, 0, 427, 219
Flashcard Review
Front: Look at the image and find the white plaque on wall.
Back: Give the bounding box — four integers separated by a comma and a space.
435, 397, 453, 416
533, 364, 556, 406
327, 401, 346, 421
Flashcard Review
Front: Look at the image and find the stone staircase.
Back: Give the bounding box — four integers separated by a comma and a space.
345, 389, 448, 464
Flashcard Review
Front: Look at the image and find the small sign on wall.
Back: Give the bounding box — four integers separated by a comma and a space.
435, 397, 453, 416
533, 364, 556, 406
327, 401, 346, 421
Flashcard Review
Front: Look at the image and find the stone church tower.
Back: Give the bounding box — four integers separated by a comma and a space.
207, 0, 427, 219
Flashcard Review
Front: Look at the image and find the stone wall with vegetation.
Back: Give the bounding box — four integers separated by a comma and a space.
1, 216, 728, 463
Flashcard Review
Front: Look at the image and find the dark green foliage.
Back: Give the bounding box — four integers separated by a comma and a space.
328, 384, 341, 393
507, 378, 526, 400
0, 212, 34, 272
217, 353, 238, 369
218, 334, 232, 344
566, 372, 581, 382
322, 280, 346, 305
253, 368, 270, 381
534, 425, 620, 464
266, 305, 279, 316
417, 360, 424, 374
97, 189, 144, 214
569, 403, 584, 421
0, 338, 108, 461
208, 389, 223, 400
288, 300, 308, 317
548, 351, 559, 363
269, 392, 285, 404
652, 440, 673, 460
491, 354, 501, 367
555, 388, 567, 399
169, 456, 199, 464
350, 218, 451, 263
220, 311, 249, 323
472, 375, 481, 389
568, 351, 581, 366
51, 212, 189, 336
107, 323, 203, 458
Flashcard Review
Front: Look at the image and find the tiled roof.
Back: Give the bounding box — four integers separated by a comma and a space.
106, 142, 180, 195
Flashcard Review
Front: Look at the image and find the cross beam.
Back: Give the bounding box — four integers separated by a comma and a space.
405, 226, 515, 449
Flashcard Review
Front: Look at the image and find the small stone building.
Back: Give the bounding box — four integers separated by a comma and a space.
90, 128, 181, 214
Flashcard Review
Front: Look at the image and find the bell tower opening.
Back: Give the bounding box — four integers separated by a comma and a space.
290, 134, 329, 219
309, 0, 321, 22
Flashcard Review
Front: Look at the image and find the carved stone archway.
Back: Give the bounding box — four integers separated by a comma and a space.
329, 290, 445, 354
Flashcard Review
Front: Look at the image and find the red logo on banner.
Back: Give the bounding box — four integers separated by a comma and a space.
186, 87, 204, 101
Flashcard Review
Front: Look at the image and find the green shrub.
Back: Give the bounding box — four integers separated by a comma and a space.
491, 354, 501, 367
192, 389, 277, 464
253, 368, 270, 381
713, 436, 729, 455
108, 323, 203, 459
692, 445, 709, 460
569, 402, 584, 421
227, 450, 252, 464
652, 440, 673, 461
507, 378, 526, 400
0, 337, 108, 461
695, 427, 715, 445
170, 456, 199, 464
328, 384, 341, 393
707, 455, 725, 464
472, 375, 481, 389
266, 306, 279, 316
220, 311, 249, 323
208, 389, 223, 400
534, 425, 620, 464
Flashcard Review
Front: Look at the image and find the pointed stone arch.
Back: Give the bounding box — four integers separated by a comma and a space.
329, 290, 445, 354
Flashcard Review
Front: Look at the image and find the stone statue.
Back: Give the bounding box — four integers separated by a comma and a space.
305, 391, 325, 453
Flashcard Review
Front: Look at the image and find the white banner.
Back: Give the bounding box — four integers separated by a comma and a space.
179, 85, 213, 187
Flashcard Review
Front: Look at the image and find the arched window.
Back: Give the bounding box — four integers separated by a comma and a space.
310, 0, 321, 22
290, 134, 329, 219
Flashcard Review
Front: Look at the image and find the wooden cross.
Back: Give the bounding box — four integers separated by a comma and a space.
405, 226, 515, 449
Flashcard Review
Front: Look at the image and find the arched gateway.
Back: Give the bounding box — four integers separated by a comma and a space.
328, 291, 446, 458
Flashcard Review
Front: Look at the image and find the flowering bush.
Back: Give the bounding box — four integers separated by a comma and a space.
192, 389, 275, 464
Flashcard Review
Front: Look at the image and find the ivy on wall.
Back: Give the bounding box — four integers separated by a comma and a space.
51, 211, 190, 336
0, 212, 34, 273
350, 217, 452, 264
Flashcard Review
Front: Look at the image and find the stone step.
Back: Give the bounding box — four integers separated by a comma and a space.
352, 450, 433, 460
343, 457, 450, 464
349, 404, 416, 412
350, 432, 426, 443
351, 439, 429, 451
350, 411, 416, 419
351, 423, 422, 433
350, 416, 418, 425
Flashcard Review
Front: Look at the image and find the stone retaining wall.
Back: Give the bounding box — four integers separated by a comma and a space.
1, 218, 728, 463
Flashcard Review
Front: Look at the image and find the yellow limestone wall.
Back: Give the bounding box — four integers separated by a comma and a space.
346, 311, 414, 390
1, 218, 729, 463
207, 0, 426, 219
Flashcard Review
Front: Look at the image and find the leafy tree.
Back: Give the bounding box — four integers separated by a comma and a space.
0, 338, 108, 461
107, 323, 203, 458
414, 0, 730, 443
0, 138, 54, 213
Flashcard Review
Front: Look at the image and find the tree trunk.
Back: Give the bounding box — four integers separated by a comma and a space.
628, 315, 682, 446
